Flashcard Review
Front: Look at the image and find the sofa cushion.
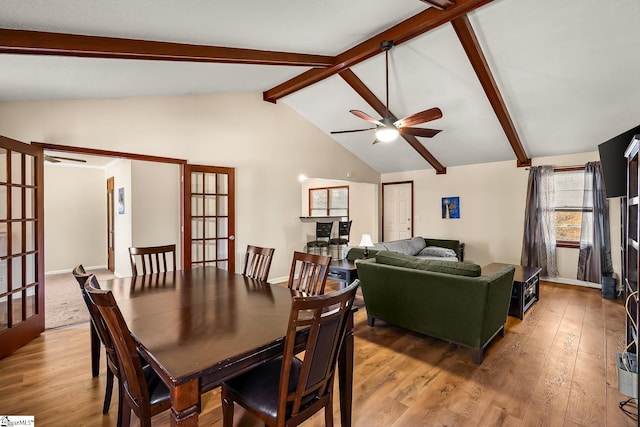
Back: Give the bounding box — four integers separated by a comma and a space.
375, 250, 419, 269
375, 250, 481, 277
418, 246, 458, 258
422, 259, 481, 277
424, 238, 460, 253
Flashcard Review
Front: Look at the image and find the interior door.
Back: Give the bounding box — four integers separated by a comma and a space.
0, 135, 45, 359
106, 177, 115, 272
184, 165, 235, 271
382, 182, 413, 242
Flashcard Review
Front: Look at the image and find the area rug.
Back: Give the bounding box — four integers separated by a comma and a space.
45, 268, 115, 329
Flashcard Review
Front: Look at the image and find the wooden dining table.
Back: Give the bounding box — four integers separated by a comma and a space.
93, 267, 355, 426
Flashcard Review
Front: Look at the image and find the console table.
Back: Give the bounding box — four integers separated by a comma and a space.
328, 259, 358, 289
482, 263, 541, 320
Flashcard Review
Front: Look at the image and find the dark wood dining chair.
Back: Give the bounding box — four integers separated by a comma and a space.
221, 280, 360, 427
287, 251, 332, 296
72, 265, 120, 416
128, 244, 176, 276
243, 245, 275, 281
84, 275, 172, 427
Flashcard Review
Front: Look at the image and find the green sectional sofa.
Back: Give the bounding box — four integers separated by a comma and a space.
346, 236, 464, 262
355, 251, 515, 364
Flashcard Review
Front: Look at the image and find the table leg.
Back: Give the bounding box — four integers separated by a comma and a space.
90, 320, 100, 377
169, 379, 200, 427
338, 309, 355, 427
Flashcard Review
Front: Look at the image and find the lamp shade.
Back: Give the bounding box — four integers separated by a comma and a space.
359, 234, 374, 248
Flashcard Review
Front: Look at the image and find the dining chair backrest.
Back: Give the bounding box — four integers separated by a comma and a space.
84, 275, 171, 426
72, 265, 117, 369
243, 245, 275, 282
279, 280, 359, 423
287, 251, 331, 296
129, 244, 176, 276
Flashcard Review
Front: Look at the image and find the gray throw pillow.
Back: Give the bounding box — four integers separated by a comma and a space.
417, 246, 458, 258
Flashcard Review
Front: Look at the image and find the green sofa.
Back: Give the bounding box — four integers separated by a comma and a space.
355, 251, 515, 364
346, 236, 464, 262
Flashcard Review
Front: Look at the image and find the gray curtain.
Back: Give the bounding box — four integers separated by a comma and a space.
577, 161, 613, 283
521, 166, 558, 276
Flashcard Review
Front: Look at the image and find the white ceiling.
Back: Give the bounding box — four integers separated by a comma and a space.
2, 0, 640, 173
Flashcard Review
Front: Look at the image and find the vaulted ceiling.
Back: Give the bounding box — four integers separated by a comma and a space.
1, 0, 639, 173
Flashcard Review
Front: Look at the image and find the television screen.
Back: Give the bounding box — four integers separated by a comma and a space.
598, 125, 640, 198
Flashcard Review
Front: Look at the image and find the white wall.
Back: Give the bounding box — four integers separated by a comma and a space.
130, 161, 181, 270
382, 151, 622, 285
43, 164, 106, 272
0, 92, 380, 280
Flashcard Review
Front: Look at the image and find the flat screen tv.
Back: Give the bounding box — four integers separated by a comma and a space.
598, 125, 640, 198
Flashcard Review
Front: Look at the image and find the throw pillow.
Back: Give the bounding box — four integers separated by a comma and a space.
417, 246, 458, 258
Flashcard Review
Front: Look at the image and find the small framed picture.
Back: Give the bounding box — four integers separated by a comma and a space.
442, 196, 459, 219
118, 187, 125, 215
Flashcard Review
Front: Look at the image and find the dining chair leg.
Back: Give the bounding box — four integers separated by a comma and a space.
118, 386, 130, 427
103, 367, 114, 413
325, 398, 334, 427
221, 389, 234, 427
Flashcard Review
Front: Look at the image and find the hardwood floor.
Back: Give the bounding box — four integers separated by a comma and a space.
0, 280, 636, 426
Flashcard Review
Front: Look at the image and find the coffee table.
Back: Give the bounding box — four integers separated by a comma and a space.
328, 259, 358, 289
482, 263, 541, 320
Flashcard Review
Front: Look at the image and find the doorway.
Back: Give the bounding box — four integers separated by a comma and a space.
382, 181, 413, 242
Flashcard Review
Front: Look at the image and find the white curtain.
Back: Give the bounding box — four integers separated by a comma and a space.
577, 161, 613, 283
521, 166, 558, 276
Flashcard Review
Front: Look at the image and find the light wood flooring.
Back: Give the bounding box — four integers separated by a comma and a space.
0, 280, 636, 426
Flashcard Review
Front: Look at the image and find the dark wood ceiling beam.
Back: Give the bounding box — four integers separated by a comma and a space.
451, 15, 531, 167
263, 0, 492, 103
0, 29, 334, 67
339, 69, 446, 174
419, 0, 457, 11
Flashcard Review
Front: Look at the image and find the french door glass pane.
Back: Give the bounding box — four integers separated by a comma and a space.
217, 174, 228, 194
26, 286, 36, 318
24, 154, 34, 186
10, 152, 22, 185
192, 196, 203, 216
11, 225, 22, 255
217, 196, 228, 216
11, 187, 21, 219
26, 253, 36, 284
192, 242, 203, 262
205, 241, 216, 260
205, 218, 216, 238
0, 148, 6, 181
0, 296, 6, 330
217, 218, 228, 238
217, 240, 228, 260
25, 221, 35, 252
191, 172, 203, 193
0, 186, 6, 219
204, 196, 216, 216
204, 173, 216, 193
0, 260, 6, 294
192, 218, 203, 239
11, 257, 22, 289
25, 188, 35, 218
12, 294, 23, 325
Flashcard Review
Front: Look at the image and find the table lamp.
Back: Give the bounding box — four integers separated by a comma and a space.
359, 234, 374, 259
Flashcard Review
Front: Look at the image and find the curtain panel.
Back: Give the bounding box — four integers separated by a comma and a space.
521, 166, 558, 277
577, 161, 613, 283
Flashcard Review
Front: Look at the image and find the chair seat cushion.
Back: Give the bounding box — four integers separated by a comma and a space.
307, 241, 329, 247
329, 238, 349, 245
222, 356, 317, 418
143, 365, 170, 406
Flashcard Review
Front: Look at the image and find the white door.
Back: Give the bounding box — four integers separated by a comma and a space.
383, 182, 413, 242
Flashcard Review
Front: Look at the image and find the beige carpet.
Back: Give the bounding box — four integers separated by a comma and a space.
45, 268, 115, 329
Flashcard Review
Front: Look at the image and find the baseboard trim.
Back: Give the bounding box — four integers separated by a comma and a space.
46, 265, 108, 276
541, 276, 601, 289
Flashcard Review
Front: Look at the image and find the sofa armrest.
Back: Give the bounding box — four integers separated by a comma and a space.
480, 265, 515, 343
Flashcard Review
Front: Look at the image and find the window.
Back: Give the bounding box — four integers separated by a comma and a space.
554, 167, 589, 247
309, 186, 349, 217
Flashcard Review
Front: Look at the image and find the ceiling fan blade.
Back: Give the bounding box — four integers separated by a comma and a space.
398, 127, 442, 138
394, 108, 443, 128
330, 128, 376, 135
350, 110, 383, 126
47, 155, 87, 163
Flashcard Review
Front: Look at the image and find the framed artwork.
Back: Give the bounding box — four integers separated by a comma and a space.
118, 187, 125, 214
442, 196, 459, 219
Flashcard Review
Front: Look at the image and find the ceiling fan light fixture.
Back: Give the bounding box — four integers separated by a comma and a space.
375, 126, 399, 142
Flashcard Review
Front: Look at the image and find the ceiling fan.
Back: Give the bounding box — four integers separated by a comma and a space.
331, 40, 442, 144
44, 154, 87, 164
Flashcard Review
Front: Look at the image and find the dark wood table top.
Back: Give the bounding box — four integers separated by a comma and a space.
329, 259, 357, 271
101, 267, 297, 386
